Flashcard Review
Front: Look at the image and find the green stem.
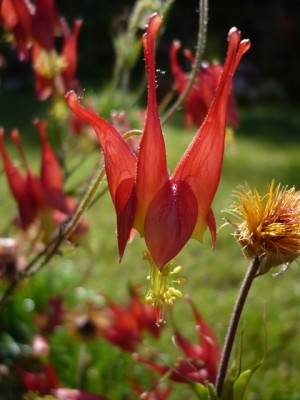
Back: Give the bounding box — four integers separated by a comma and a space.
161, 0, 208, 125
216, 256, 261, 398
61, 167, 105, 240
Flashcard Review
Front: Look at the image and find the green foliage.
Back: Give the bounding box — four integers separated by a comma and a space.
195, 383, 219, 400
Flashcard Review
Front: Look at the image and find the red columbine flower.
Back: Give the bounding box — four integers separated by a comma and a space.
0, 128, 40, 229
65, 13, 250, 269
0, 0, 66, 60
170, 41, 239, 130
0, 0, 81, 100
68, 290, 164, 352
134, 297, 220, 385
0, 0, 32, 61
15, 362, 60, 395
0, 122, 87, 239
32, 18, 82, 100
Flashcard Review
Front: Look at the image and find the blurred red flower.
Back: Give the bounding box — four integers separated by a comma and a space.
16, 363, 59, 395
134, 297, 221, 385
68, 289, 163, 352
0, 0, 81, 99
170, 41, 239, 130
0, 121, 87, 241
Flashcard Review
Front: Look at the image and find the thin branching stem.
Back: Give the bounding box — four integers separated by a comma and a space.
216, 256, 262, 397
161, 0, 208, 126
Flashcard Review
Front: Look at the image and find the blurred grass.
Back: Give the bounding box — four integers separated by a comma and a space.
0, 93, 300, 399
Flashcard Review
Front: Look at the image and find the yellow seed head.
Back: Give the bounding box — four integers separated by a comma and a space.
226, 180, 300, 275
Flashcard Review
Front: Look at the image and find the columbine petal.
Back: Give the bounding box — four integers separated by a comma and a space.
172, 28, 251, 243
34, 118, 74, 214
170, 41, 240, 130
135, 13, 169, 232
169, 40, 188, 93
144, 180, 197, 268
0, 129, 36, 228
10, 129, 45, 210
65, 91, 136, 258
170, 42, 207, 130
61, 19, 82, 91
31, 0, 65, 51
0, 0, 32, 61
136, 14, 198, 267
34, 118, 64, 192
186, 296, 221, 382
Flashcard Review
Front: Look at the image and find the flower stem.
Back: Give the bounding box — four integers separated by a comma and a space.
161, 0, 208, 125
216, 256, 261, 397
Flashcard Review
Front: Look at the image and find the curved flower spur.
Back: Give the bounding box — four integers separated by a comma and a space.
65, 13, 250, 270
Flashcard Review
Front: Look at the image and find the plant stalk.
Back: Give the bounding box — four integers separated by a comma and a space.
216, 256, 261, 397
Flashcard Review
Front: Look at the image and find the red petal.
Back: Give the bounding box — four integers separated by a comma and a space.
1, 0, 32, 60
0, 129, 37, 228
10, 129, 45, 210
169, 41, 188, 93
186, 296, 221, 382
66, 91, 136, 203
33, 119, 73, 213
185, 296, 220, 352
31, 0, 65, 50
135, 13, 169, 233
34, 119, 64, 192
65, 91, 136, 258
144, 180, 197, 268
62, 19, 82, 90
173, 330, 204, 360
115, 178, 136, 259
172, 28, 250, 243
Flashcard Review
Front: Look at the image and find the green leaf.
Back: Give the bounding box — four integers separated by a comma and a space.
220, 374, 235, 400
233, 361, 263, 400
194, 383, 210, 400
206, 383, 219, 400
194, 383, 219, 400
233, 369, 252, 399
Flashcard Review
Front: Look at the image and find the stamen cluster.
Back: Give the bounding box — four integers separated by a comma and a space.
142, 252, 185, 323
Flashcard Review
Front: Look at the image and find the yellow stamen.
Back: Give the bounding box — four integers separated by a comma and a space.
33, 49, 67, 78
141, 252, 185, 325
